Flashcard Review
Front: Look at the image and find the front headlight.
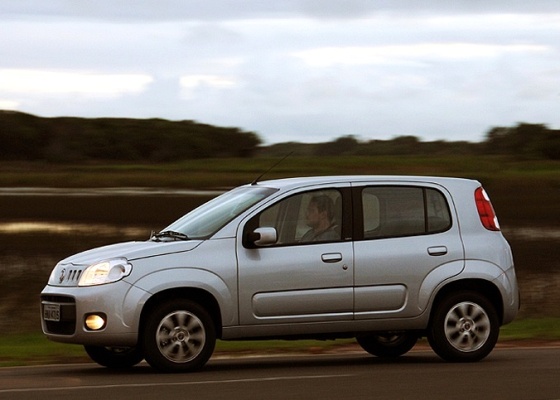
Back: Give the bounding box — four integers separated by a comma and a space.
78, 258, 132, 287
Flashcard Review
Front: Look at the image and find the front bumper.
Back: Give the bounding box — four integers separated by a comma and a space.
40, 280, 148, 347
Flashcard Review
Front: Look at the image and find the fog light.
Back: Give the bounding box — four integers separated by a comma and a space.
85, 314, 106, 331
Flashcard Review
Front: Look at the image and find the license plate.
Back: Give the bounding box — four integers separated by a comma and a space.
43, 303, 60, 322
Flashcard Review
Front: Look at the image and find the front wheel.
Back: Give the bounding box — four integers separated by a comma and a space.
84, 345, 144, 368
142, 299, 216, 372
357, 331, 418, 358
428, 291, 499, 362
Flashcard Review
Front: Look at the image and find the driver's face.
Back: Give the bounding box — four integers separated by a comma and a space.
306, 202, 321, 228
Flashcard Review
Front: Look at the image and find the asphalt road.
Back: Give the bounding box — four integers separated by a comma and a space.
0, 347, 558, 400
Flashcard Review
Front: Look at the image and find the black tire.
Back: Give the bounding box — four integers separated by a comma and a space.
142, 299, 216, 372
357, 331, 418, 358
84, 345, 144, 368
428, 291, 499, 362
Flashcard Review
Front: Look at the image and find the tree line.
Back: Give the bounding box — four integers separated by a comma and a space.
262, 123, 560, 160
1, 111, 559, 161
0, 111, 261, 162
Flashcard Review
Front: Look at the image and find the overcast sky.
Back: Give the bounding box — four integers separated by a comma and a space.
1, 1, 559, 144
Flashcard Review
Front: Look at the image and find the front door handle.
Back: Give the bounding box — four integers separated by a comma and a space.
321, 253, 343, 263
428, 246, 448, 256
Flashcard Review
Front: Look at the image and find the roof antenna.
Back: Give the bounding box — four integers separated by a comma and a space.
251, 151, 293, 185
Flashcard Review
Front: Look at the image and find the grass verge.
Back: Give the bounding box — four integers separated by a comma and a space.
1, 156, 558, 189
1, 318, 558, 368
499, 318, 560, 341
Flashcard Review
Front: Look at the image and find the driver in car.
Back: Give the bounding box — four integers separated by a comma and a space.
301, 195, 340, 242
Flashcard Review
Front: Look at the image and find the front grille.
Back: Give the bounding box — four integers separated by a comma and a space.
61, 268, 83, 285
41, 295, 76, 335
41, 295, 75, 303
49, 264, 85, 287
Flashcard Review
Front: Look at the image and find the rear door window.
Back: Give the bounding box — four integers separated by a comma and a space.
362, 186, 451, 239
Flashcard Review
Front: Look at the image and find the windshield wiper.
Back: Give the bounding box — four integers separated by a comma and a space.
152, 230, 190, 241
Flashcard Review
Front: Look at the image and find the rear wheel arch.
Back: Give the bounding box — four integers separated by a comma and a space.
431, 279, 504, 325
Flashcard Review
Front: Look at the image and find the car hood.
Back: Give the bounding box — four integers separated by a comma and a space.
60, 240, 202, 266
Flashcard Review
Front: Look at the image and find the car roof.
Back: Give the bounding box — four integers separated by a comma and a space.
249, 175, 479, 191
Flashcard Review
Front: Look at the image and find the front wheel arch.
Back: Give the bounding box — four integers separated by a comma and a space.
141, 298, 216, 372
140, 287, 223, 340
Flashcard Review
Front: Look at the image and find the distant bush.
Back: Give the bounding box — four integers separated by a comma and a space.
1, 111, 558, 161
485, 123, 560, 160
261, 125, 559, 160
0, 111, 261, 162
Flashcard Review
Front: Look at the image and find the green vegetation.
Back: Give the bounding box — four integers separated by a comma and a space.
0, 333, 88, 367
0, 155, 558, 189
0, 111, 261, 162
1, 319, 558, 367
499, 318, 560, 341
1, 111, 559, 163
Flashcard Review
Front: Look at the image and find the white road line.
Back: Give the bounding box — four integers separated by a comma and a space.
0, 374, 354, 394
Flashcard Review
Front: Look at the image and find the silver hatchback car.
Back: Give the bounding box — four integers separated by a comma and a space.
41, 176, 519, 372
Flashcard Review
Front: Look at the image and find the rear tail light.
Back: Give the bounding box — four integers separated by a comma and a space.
474, 187, 500, 231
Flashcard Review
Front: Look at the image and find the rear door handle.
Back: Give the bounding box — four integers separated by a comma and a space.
321, 253, 343, 263
428, 246, 448, 256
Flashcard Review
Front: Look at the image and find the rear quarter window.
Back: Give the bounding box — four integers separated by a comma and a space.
362, 186, 451, 239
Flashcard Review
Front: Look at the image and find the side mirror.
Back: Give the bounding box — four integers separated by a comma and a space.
249, 227, 277, 247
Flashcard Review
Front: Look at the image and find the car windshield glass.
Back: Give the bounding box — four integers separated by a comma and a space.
159, 186, 277, 240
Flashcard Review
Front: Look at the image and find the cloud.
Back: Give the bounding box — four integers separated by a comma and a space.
293, 43, 550, 67
0, 99, 19, 110
179, 74, 238, 99
0, 69, 153, 97
2, 0, 560, 21
1, 1, 559, 144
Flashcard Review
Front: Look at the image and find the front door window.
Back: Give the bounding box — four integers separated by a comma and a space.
257, 189, 342, 245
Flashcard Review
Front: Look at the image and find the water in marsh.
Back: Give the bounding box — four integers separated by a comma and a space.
0, 188, 558, 334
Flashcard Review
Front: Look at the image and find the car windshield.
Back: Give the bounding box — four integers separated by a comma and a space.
157, 186, 277, 240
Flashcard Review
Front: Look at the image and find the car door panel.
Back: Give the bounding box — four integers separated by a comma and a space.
237, 185, 353, 326
238, 240, 354, 324
354, 233, 463, 319
353, 184, 464, 319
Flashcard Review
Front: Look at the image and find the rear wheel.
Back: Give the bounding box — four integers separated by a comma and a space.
84, 345, 144, 368
428, 291, 499, 362
357, 331, 418, 358
142, 299, 216, 372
